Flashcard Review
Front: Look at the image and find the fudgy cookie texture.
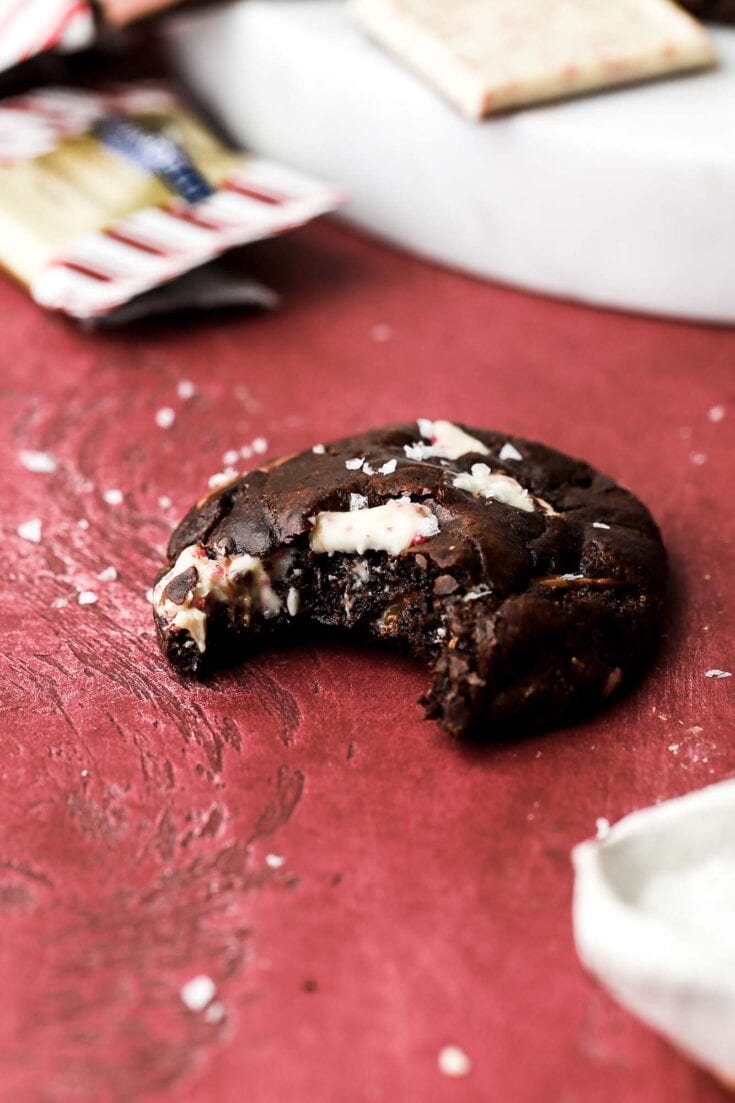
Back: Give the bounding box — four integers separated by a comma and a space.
153, 421, 667, 738
681, 0, 735, 22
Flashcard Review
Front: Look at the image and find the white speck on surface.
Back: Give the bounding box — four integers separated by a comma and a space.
19, 449, 57, 473
80, 768, 89, 778
77, 518, 89, 530
265, 853, 285, 869
595, 817, 610, 839
705, 669, 732, 679
208, 468, 238, 489
312, 444, 326, 454
668, 743, 680, 755
103, 488, 123, 506
222, 449, 239, 466
438, 1045, 472, 1078
158, 496, 172, 510
97, 566, 118, 582
350, 493, 368, 511
252, 437, 267, 454
371, 323, 392, 342
18, 518, 42, 544
180, 974, 215, 1012
689, 452, 707, 466
155, 406, 176, 429
77, 590, 98, 606
286, 587, 300, 617
363, 462, 376, 475
345, 457, 364, 471
240, 444, 253, 459
688, 725, 704, 735
560, 573, 585, 581
204, 1000, 225, 1024
379, 459, 397, 475
708, 405, 725, 423
177, 379, 196, 400
52, 597, 67, 609
592, 522, 611, 530
499, 442, 522, 462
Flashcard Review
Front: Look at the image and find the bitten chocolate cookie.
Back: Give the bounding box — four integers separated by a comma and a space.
153, 421, 667, 737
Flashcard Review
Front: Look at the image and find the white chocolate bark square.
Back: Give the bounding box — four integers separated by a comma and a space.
350, 0, 715, 118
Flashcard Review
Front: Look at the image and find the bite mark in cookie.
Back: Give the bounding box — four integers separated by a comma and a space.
153, 421, 667, 738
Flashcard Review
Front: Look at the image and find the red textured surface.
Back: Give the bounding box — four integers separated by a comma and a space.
2, 222, 734, 1103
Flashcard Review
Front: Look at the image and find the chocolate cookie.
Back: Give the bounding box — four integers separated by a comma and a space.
153, 421, 667, 737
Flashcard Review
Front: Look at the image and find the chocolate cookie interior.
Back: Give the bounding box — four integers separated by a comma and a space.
153, 421, 667, 737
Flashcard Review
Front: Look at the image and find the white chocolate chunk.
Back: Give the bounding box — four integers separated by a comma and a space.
453, 463, 535, 512
311, 497, 439, 556
154, 544, 282, 653
351, 0, 714, 120
405, 419, 489, 462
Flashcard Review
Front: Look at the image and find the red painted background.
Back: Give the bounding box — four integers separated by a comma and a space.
2, 222, 733, 1102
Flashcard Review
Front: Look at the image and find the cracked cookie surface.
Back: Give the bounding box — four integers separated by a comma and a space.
153, 421, 667, 737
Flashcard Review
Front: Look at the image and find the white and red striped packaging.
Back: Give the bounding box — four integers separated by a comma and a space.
0, 0, 95, 75
0, 85, 344, 319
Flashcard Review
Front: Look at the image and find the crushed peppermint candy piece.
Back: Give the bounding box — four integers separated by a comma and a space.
592, 522, 611, 530
438, 1045, 472, 1078
705, 669, 732, 679
155, 406, 176, 429
208, 468, 238, 489
350, 493, 368, 511
498, 442, 522, 462
345, 457, 364, 471
708, 405, 725, 423
379, 458, 397, 475
77, 590, 98, 605
180, 975, 215, 1012
102, 488, 123, 506
97, 566, 118, 582
18, 449, 57, 474
312, 444, 326, 454
177, 380, 196, 400
17, 518, 42, 544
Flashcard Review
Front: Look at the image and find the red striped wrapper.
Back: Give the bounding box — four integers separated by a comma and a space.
0, 0, 95, 74
0, 85, 344, 319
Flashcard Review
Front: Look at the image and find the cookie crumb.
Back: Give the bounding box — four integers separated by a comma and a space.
345, 457, 364, 471
77, 590, 98, 605
18, 449, 57, 474
17, 518, 42, 544
312, 444, 326, 454
379, 459, 397, 475
438, 1045, 472, 1078
103, 488, 123, 506
180, 975, 215, 1012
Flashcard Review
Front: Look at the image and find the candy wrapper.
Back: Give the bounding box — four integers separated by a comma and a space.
0, 0, 97, 75
0, 84, 343, 320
